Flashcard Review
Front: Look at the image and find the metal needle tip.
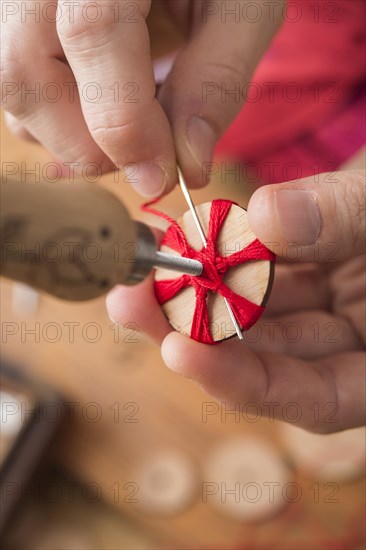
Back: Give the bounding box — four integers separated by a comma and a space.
178, 168, 207, 246
177, 167, 243, 340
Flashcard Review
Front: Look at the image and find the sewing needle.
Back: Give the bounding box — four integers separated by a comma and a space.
177, 167, 244, 340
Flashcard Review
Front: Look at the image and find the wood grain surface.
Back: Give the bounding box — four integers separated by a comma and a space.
156, 202, 273, 341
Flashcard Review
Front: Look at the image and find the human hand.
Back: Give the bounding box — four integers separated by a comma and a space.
1, 0, 282, 195
107, 170, 365, 433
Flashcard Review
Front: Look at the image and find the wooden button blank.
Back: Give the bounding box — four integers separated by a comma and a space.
202, 437, 291, 522
135, 450, 198, 516
155, 202, 274, 342
280, 423, 366, 482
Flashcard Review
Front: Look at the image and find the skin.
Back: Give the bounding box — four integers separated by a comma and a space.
2, 2, 364, 432
1, 0, 283, 194
107, 171, 366, 433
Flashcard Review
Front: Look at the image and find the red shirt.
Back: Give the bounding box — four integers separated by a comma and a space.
215, 0, 366, 183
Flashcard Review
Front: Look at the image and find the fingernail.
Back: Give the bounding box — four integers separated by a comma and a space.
186, 117, 216, 168
132, 162, 167, 197
275, 189, 321, 245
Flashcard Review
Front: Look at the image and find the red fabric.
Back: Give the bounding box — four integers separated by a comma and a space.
143, 199, 276, 344
215, 0, 366, 182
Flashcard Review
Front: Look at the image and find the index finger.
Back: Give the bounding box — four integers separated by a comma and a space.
57, 0, 177, 197
162, 332, 365, 433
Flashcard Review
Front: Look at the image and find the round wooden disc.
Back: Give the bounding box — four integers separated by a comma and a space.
135, 450, 198, 516
155, 201, 274, 342
279, 423, 366, 482
202, 437, 291, 521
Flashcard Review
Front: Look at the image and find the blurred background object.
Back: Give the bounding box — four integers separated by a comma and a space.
280, 424, 366, 483
11, 284, 39, 318
0, 363, 63, 530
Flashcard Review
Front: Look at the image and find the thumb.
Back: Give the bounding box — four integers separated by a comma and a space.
158, 2, 282, 188
247, 170, 365, 262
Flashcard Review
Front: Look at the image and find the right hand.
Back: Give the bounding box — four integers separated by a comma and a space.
107, 170, 366, 433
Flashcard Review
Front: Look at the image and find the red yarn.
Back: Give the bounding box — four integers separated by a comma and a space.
142, 198, 276, 344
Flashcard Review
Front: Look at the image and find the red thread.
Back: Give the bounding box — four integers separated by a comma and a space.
143, 198, 276, 344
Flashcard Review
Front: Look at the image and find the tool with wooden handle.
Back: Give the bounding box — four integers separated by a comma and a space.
0, 180, 202, 301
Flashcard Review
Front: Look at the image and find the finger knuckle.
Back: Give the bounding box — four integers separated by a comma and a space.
340, 171, 366, 248
207, 58, 251, 85
89, 118, 135, 149
0, 58, 23, 110
345, 171, 365, 219
56, 3, 116, 44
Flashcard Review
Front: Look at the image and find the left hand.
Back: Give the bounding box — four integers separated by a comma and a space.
2, 0, 282, 194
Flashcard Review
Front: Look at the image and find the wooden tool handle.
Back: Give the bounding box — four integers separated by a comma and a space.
1, 180, 137, 300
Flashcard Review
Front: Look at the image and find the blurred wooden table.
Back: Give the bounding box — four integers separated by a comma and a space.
1, 110, 365, 549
